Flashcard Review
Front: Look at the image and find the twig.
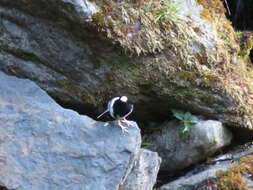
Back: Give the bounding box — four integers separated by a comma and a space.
224, 0, 231, 16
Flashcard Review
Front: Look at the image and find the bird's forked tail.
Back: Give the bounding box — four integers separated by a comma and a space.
97, 109, 109, 119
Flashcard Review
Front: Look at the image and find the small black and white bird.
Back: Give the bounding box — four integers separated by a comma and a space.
97, 96, 134, 133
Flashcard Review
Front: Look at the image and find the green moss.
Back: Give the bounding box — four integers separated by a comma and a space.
239, 49, 251, 57
171, 71, 198, 82
91, 0, 183, 55
237, 31, 253, 58
110, 60, 141, 78
58, 80, 99, 106
92, 12, 106, 27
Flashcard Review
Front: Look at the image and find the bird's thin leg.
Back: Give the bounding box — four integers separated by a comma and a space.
117, 119, 129, 133
121, 118, 134, 127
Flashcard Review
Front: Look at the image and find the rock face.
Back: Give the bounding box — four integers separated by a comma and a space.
0, 71, 158, 190
0, 0, 101, 111
120, 149, 161, 190
0, 0, 253, 132
144, 120, 232, 171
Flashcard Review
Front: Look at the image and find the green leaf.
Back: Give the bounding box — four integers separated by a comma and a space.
172, 110, 199, 140
182, 112, 199, 124
172, 109, 185, 121
184, 112, 192, 120
189, 115, 199, 124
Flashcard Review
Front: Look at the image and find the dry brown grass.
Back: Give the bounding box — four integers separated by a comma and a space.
216, 154, 253, 190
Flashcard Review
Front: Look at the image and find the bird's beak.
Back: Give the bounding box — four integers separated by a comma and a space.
97, 109, 109, 119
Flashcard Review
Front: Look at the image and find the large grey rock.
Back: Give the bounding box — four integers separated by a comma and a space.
0, 71, 143, 190
120, 149, 161, 190
144, 120, 232, 171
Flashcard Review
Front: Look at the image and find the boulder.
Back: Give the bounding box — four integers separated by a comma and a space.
0, 71, 159, 190
0, 0, 253, 132
120, 149, 161, 190
144, 120, 232, 171
160, 143, 253, 190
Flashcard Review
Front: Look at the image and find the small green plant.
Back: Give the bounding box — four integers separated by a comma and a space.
236, 31, 243, 35
172, 110, 199, 139
239, 49, 251, 57
141, 141, 153, 148
155, 0, 180, 22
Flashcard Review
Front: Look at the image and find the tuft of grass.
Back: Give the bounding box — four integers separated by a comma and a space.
216, 154, 253, 190
155, 0, 180, 23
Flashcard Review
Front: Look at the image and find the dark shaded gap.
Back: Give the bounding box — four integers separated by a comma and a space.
48, 93, 100, 120
225, 0, 253, 31
0, 186, 8, 190
223, 0, 253, 62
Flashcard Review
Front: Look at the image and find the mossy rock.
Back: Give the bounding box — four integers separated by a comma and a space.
1, 0, 253, 133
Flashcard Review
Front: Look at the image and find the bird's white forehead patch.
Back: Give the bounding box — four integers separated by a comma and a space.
120, 96, 128, 102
